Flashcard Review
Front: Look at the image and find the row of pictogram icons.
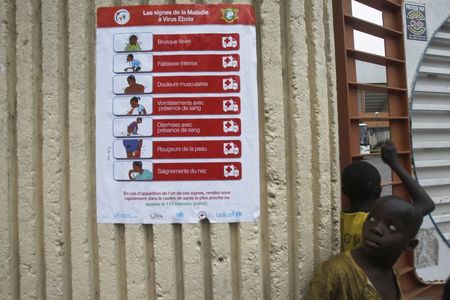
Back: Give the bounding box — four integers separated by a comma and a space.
113, 32, 242, 181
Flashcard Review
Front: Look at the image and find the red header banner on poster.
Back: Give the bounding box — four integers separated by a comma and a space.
97, 4, 256, 27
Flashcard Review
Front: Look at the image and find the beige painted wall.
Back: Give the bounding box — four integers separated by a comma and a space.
0, 0, 340, 299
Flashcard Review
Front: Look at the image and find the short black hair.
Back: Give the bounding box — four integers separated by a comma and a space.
133, 161, 142, 168
129, 34, 138, 41
127, 54, 134, 59
342, 161, 381, 201
127, 75, 136, 81
130, 96, 139, 103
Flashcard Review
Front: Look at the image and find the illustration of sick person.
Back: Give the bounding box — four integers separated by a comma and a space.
128, 161, 153, 180
125, 34, 141, 51
123, 138, 143, 158
124, 54, 142, 72
127, 117, 142, 136
127, 97, 146, 115
124, 75, 145, 94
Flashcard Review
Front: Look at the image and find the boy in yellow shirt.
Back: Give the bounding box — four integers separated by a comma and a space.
309, 195, 430, 299
341, 141, 435, 252
341, 160, 381, 251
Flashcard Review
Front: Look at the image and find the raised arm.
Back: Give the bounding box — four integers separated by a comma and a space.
381, 141, 435, 215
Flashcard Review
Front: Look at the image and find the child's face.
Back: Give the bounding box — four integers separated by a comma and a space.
130, 99, 138, 107
132, 164, 142, 172
361, 198, 418, 258
130, 36, 137, 45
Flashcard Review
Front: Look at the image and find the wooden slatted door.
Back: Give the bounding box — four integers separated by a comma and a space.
332, 0, 443, 298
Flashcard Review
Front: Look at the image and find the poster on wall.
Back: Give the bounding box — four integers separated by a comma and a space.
96, 4, 260, 224
405, 3, 427, 41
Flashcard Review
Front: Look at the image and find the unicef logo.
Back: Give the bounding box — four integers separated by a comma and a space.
114, 9, 130, 25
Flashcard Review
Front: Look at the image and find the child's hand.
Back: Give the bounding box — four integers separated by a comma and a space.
381, 141, 398, 166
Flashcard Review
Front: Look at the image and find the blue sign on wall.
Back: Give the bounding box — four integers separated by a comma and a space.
405, 3, 427, 41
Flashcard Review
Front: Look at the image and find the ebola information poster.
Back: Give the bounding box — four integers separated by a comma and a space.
96, 4, 260, 223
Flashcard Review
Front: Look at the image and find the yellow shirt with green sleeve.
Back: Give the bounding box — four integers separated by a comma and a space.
341, 211, 368, 252
307, 252, 400, 300
125, 44, 141, 51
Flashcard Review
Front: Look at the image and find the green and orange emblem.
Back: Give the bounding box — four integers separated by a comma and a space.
221, 8, 239, 23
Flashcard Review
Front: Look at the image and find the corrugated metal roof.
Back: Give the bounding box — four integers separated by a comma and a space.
411, 16, 450, 282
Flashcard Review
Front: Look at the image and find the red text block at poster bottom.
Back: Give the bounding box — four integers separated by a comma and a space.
153, 162, 242, 181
